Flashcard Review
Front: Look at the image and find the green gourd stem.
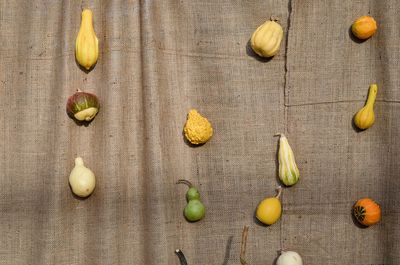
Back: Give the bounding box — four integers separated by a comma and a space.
175, 249, 188, 265
275, 186, 283, 199
366, 84, 378, 108
176, 179, 193, 188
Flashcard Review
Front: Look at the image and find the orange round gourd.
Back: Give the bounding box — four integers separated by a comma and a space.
353, 198, 381, 226
351, 16, 377, 40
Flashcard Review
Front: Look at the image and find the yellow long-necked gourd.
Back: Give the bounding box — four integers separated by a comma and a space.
76, 9, 99, 70
354, 84, 378, 130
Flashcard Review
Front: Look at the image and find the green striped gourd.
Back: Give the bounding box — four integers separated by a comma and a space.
276, 134, 300, 186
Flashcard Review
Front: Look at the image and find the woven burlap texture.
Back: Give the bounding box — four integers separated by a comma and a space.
0, 0, 399, 264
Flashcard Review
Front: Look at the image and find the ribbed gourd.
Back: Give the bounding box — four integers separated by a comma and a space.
76, 9, 99, 70
276, 134, 300, 186
250, 18, 283, 58
353, 198, 381, 226
354, 84, 378, 130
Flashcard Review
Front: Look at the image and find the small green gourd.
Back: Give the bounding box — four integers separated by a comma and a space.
177, 179, 205, 222
354, 84, 378, 130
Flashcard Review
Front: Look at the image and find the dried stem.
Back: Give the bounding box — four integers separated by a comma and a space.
270, 15, 280, 22
240, 226, 251, 265
275, 186, 283, 199
176, 179, 193, 188
175, 249, 188, 265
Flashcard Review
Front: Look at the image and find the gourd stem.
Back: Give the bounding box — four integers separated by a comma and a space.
74, 157, 84, 166
240, 226, 252, 265
270, 15, 280, 22
76, 88, 82, 92
176, 179, 193, 188
274, 133, 287, 140
275, 186, 283, 199
175, 249, 188, 265
366, 84, 378, 107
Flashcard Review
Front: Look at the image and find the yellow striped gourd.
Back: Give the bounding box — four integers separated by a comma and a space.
276, 134, 300, 186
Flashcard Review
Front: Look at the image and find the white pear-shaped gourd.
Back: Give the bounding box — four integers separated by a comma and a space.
69, 157, 96, 197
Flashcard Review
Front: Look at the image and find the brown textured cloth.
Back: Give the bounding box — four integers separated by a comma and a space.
0, 0, 399, 264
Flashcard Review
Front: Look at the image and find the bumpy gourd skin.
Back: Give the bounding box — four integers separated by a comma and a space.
251, 20, 283, 58
76, 9, 99, 70
184, 109, 213, 145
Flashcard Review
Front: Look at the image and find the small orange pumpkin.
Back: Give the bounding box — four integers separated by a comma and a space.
353, 198, 381, 226
351, 16, 377, 40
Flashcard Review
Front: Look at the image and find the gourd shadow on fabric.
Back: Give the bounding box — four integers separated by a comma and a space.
351, 93, 371, 133
69, 184, 94, 201
351, 115, 365, 133
221, 236, 233, 265
181, 129, 206, 148
351, 207, 369, 229
253, 210, 272, 227
174, 238, 233, 265
66, 110, 95, 127
75, 53, 97, 74
246, 40, 274, 63
348, 26, 368, 44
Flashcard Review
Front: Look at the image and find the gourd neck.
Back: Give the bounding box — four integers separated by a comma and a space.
81, 9, 94, 29
275, 133, 287, 140
75, 157, 84, 166
366, 84, 378, 107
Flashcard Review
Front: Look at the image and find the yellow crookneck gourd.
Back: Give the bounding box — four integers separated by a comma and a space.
354, 84, 378, 130
76, 9, 99, 70
250, 18, 284, 58
276, 133, 300, 186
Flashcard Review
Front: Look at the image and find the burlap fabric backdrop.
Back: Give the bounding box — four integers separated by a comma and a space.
1, 0, 399, 264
